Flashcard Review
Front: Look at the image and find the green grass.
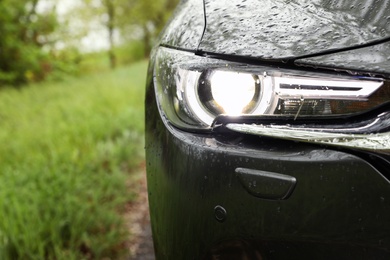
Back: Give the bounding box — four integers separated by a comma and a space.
0, 60, 147, 259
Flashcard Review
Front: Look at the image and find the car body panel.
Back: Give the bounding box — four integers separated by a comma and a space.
296, 42, 390, 77
146, 0, 390, 259
198, 0, 390, 60
145, 70, 390, 259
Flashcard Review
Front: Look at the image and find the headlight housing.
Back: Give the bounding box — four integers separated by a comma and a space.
154, 47, 387, 129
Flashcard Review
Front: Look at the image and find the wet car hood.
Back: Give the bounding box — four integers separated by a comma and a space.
296, 42, 390, 78
198, 0, 390, 60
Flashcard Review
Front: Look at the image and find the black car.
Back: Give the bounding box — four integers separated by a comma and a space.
145, 0, 390, 259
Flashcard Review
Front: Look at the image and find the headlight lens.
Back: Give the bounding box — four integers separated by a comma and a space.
154, 47, 387, 130
201, 71, 260, 115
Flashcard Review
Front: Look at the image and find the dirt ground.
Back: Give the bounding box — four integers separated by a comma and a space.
126, 170, 156, 260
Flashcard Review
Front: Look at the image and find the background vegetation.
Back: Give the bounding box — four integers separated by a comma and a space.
0, 0, 179, 86
0, 60, 147, 259
0, 0, 179, 258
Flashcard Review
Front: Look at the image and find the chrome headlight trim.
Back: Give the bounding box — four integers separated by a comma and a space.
226, 123, 390, 153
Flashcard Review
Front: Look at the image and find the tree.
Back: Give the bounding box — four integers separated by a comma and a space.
0, 0, 59, 85
75, 0, 180, 67
103, 0, 117, 68
76, 0, 129, 69
124, 0, 180, 56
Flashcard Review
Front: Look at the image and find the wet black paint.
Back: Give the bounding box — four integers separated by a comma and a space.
297, 42, 390, 77
199, 0, 390, 59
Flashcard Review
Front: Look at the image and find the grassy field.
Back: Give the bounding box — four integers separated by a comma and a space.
0, 60, 147, 259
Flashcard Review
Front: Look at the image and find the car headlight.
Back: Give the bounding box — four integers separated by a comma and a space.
154, 47, 390, 155
154, 47, 390, 153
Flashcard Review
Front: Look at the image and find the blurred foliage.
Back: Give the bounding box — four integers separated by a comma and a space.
0, 0, 179, 86
75, 0, 180, 67
0, 0, 58, 85
121, 0, 180, 55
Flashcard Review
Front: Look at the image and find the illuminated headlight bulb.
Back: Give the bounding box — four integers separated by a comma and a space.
197, 70, 261, 119
210, 71, 259, 114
